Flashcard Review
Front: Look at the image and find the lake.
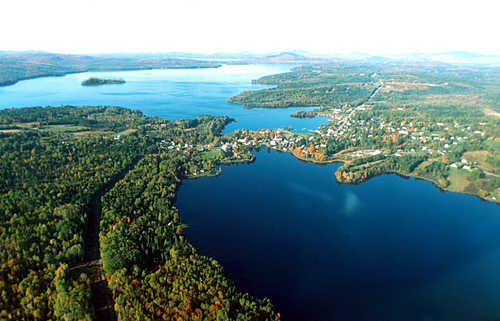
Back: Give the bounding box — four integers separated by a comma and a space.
176, 150, 500, 321
2, 65, 499, 321
0, 64, 327, 133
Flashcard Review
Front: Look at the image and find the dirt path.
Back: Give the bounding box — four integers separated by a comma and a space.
356, 82, 382, 108
80, 156, 143, 320
71, 260, 116, 321
484, 170, 499, 177
484, 107, 500, 118
84, 157, 142, 261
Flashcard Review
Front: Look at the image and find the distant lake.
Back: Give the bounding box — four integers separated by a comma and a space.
176, 150, 500, 321
0, 64, 327, 133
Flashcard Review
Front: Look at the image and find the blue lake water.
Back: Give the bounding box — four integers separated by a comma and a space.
176, 150, 500, 321
0, 64, 326, 133
2, 65, 500, 321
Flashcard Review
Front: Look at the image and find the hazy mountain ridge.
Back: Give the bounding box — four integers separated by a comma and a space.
158, 50, 500, 66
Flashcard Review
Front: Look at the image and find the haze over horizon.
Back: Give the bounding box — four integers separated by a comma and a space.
2, 0, 500, 56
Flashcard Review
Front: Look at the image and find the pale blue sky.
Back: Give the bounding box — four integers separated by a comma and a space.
2, 0, 499, 55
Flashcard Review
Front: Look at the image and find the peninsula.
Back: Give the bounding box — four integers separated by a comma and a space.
229, 63, 500, 203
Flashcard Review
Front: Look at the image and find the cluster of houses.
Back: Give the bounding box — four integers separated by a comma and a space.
159, 140, 196, 152
226, 129, 297, 153
155, 103, 494, 176
450, 158, 473, 171
314, 105, 490, 166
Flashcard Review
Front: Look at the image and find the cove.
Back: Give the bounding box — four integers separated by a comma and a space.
0, 64, 327, 133
175, 149, 500, 321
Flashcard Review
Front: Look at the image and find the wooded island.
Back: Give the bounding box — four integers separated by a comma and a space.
81, 78, 126, 86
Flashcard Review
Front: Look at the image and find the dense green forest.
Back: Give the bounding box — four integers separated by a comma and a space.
0, 52, 221, 87
229, 63, 500, 203
0, 106, 279, 320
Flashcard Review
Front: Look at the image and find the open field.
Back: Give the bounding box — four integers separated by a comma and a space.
201, 149, 223, 160
40, 124, 90, 132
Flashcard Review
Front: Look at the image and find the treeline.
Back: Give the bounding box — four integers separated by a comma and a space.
230, 83, 376, 108
253, 66, 374, 87
0, 105, 147, 131
336, 155, 428, 184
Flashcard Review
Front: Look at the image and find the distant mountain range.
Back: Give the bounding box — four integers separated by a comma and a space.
119, 50, 500, 66
5, 49, 500, 65
254, 50, 500, 66
390, 51, 500, 65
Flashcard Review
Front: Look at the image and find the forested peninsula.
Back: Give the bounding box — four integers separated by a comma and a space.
0, 106, 277, 320
0, 52, 221, 87
229, 64, 500, 203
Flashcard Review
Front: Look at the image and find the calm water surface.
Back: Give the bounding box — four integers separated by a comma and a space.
0, 64, 326, 133
176, 150, 500, 321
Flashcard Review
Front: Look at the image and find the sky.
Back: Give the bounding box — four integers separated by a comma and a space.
1, 0, 500, 55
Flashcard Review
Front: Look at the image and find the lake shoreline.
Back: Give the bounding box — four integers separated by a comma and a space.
0, 65, 222, 88
285, 148, 500, 205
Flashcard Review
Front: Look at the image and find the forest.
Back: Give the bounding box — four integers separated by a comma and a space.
0, 106, 279, 320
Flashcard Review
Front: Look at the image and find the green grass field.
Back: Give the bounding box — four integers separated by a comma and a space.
201, 149, 223, 160
447, 167, 470, 192
40, 124, 90, 132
